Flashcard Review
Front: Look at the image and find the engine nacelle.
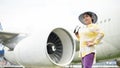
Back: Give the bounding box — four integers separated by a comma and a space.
5, 28, 76, 67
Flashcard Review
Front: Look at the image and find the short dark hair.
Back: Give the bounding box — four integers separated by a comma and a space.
83, 12, 93, 22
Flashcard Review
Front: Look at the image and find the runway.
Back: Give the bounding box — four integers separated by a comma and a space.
0, 61, 119, 68
64, 65, 119, 68
0, 65, 119, 68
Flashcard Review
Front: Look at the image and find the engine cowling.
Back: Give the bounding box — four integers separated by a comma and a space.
5, 28, 76, 67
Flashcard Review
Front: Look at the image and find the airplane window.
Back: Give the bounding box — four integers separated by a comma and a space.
100, 21, 102, 23
104, 19, 106, 23
98, 18, 111, 24
108, 18, 111, 22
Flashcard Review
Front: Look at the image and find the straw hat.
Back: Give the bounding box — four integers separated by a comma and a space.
78, 11, 98, 25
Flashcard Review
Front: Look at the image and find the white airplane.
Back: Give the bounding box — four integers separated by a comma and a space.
0, 0, 120, 67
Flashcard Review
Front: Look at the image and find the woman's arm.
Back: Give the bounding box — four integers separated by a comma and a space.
74, 26, 80, 41
93, 32, 104, 45
87, 24, 104, 46
87, 33, 104, 47
75, 33, 80, 41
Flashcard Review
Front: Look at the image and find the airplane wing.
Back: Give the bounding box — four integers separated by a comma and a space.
0, 31, 19, 42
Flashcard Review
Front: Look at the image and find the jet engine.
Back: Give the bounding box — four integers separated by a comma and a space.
4, 28, 76, 67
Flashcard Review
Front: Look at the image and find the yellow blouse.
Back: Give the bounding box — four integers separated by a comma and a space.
78, 24, 104, 57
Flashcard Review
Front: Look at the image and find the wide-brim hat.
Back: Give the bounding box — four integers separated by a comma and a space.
78, 11, 98, 25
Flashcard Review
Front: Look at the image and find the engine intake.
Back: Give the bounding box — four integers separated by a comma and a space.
47, 28, 75, 66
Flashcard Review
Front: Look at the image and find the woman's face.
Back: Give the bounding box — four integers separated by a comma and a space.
83, 14, 92, 25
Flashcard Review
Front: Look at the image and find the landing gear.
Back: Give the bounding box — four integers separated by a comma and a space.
116, 59, 120, 66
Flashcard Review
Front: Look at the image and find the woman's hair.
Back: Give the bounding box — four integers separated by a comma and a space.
83, 12, 94, 22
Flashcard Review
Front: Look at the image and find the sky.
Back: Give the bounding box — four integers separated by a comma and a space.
0, 0, 119, 33
0, 0, 74, 33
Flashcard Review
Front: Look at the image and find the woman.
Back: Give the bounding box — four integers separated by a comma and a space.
74, 11, 104, 68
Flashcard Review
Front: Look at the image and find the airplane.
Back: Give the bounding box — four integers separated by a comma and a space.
0, 0, 120, 67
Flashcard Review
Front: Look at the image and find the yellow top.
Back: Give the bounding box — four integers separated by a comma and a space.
78, 24, 104, 57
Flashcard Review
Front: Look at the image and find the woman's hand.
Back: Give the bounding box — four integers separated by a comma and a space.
87, 41, 95, 47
